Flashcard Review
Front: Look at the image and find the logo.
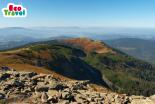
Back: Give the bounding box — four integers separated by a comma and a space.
2, 3, 27, 18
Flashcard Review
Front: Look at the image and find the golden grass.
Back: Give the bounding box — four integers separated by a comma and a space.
0, 50, 71, 81
64, 38, 114, 54
6, 63, 71, 81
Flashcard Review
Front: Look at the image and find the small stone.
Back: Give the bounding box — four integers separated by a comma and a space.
59, 100, 69, 104
41, 92, 48, 103
31, 74, 47, 80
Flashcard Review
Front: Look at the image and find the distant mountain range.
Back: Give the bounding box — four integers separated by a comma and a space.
1, 27, 155, 50
105, 38, 155, 64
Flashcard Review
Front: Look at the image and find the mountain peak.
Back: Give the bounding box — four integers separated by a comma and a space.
0, 27, 28, 30
63, 38, 114, 54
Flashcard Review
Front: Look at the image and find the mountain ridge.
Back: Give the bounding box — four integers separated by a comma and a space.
1, 38, 155, 96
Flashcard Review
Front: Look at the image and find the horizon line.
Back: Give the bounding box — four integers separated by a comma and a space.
1, 26, 155, 29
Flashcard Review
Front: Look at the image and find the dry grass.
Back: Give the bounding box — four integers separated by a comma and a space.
64, 38, 114, 54
0, 50, 71, 81
89, 84, 111, 93
6, 63, 71, 81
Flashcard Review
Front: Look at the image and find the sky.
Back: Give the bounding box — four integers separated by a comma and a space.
0, 0, 155, 28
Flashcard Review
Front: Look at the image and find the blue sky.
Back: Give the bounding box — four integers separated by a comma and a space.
0, 0, 155, 28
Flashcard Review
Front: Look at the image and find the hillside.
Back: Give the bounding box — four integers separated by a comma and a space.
105, 38, 155, 64
1, 38, 155, 96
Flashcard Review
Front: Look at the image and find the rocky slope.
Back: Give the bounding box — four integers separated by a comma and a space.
0, 68, 155, 104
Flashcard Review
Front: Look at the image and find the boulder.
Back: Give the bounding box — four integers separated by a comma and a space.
35, 86, 49, 92
0, 93, 5, 100
47, 90, 59, 97
48, 96, 59, 103
0, 73, 11, 81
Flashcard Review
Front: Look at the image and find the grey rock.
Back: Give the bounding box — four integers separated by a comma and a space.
0, 93, 5, 100
35, 86, 49, 92
31, 74, 47, 80
0, 73, 11, 81
48, 96, 58, 103
13, 80, 24, 87
41, 92, 48, 103
20, 72, 37, 78
59, 100, 70, 104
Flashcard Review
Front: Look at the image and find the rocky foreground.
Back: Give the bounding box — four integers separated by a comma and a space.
0, 69, 155, 104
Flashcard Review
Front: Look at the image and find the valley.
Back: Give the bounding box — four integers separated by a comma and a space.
105, 38, 155, 64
